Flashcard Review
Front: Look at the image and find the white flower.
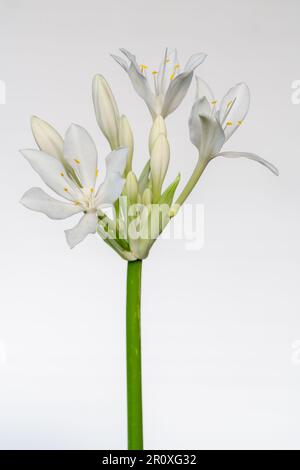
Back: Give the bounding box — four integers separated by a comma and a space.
189, 78, 279, 174
111, 48, 207, 119
21, 123, 127, 248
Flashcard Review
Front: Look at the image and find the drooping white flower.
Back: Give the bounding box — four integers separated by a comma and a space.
21, 123, 127, 248
189, 78, 279, 174
111, 48, 207, 119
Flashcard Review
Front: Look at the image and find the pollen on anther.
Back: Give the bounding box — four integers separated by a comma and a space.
96, 168, 99, 177
64, 187, 68, 192
74, 159, 80, 164
90, 188, 94, 193
174, 64, 180, 69
211, 100, 217, 105
226, 121, 233, 126
237, 120, 243, 126
152, 70, 158, 75
60, 172, 64, 177
227, 101, 233, 108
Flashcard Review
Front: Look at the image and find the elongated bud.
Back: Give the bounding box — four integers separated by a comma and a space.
31, 116, 64, 161
149, 115, 167, 154
142, 188, 152, 205
92, 74, 120, 149
119, 115, 134, 175
126, 171, 138, 203
150, 133, 170, 202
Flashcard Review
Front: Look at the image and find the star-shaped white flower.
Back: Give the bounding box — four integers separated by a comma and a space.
21, 123, 127, 248
111, 48, 206, 119
189, 78, 279, 174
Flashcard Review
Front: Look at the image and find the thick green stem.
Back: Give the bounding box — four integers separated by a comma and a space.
126, 260, 143, 450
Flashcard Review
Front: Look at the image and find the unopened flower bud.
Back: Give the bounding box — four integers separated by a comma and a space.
126, 171, 138, 203
149, 115, 167, 154
92, 74, 120, 149
142, 188, 152, 205
119, 115, 134, 175
150, 133, 170, 202
31, 116, 64, 161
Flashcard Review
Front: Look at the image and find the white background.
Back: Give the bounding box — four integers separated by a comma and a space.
0, 0, 299, 450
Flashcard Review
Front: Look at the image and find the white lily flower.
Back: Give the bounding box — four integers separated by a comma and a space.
21, 123, 127, 248
111, 48, 207, 119
189, 78, 279, 175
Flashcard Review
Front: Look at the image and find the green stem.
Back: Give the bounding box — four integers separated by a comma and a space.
175, 159, 207, 207
126, 260, 143, 450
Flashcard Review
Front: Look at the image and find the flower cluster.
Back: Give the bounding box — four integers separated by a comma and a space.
21, 48, 278, 259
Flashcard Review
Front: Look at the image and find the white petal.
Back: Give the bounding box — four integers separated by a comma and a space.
184, 53, 207, 72
195, 77, 215, 105
218, 83, 250, 141
64, 124, 98, 189
105, 148, 128, 175
95, 172, 125, 207
21, 149, 79, 201
189, 98, 221, 150
161, 71, 193, 117
118, 49, 157, 117
31, 116, 64, 161
217, 152, 279, 175
189, 112, 225, 160
111, 54, 129, 71
65, 212, 98, 249
20, 187, 82, 219
158, 48, 179, 96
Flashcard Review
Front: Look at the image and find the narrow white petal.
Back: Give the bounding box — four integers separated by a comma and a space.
158, 48, 179, 96
189, 98, 222, 151
20, 187, 82, 219
64, 124, 98, 189
161, 71, 193, 117
195, 77, 215, 104
105, 148, 128, 175
184, 53, 207, 72
217, 151, 279, 175
21, 149, 79, 200
111, 54, 129, 71
96, 172, 125, 207
219, 83, 250, 141
189, 109, 225, 159
31, 116, 64, 161
65, 212, 98, 249
127, 63, 157, 117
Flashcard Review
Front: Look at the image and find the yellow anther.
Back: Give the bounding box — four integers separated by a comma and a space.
74, 201, 80, 206
90, 188, 94, 193
60, 172, 64, 177
152, 70, 158, 75
227, 100, 233, 108
140, 64, 148, 71
211, 100, 217, 105
237, 120, 243, 126
74, 158, 80, 164
96, 168, 99, 177
226, 121, 233, 126
64, 187, 68, 192
170, 72, 175, 80
174, 64, 180, 69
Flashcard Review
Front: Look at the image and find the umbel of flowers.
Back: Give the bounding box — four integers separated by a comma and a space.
20, 48, 278, 450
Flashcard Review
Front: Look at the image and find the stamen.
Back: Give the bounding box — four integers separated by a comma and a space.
152, 70, 158, 75
227, 100, 233, 108
60, 172, 64, 177
237, 120, 243, 126
74, 159, 80, 164
174, 64, 180, 69
96, 168, 99, 177
90, 188, 94, 193
211, 100, 217, 105
64, 187, 68, 192
140, 64, 148, 73
226, 121, 233, 126
170, 72, 175, 80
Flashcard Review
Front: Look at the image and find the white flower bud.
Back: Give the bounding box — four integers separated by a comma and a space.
149, 115, 167, 154
150, 133, 170, 202
92, 75, 120, 149
142, 188, 152, 205
126, 171, 138, 203
119, 115, 134, 175
31, 116, 64, 161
